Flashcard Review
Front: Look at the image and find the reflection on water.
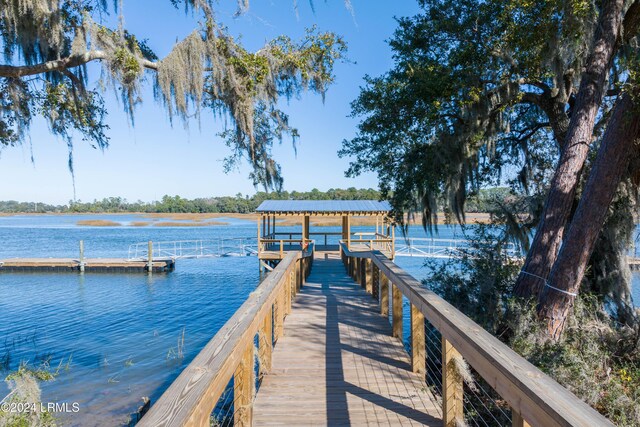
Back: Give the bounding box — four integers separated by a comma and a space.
0, 215, 637, 426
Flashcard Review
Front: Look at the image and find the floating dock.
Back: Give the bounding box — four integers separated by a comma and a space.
0, 258, 175, 273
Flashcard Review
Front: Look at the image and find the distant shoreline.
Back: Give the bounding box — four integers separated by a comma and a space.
0, 212, 494, 226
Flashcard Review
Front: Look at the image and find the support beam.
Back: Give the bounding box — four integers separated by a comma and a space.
392, 284, 403, 340
267, 215, 271, 238
303, 215, 310, 244
443, 338, 464, 427
411, 304, 425, 374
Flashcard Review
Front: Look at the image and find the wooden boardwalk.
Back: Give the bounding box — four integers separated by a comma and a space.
253, 253, 441, 426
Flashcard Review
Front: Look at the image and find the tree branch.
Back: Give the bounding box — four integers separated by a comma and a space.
0, 50, 158, 78
623, 0, 640, 43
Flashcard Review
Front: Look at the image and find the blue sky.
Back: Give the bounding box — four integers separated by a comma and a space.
0, 1, 421, 204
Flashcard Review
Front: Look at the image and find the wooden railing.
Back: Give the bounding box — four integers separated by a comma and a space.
139, 249, 313, 427
268, 231, 342, 246
340, 242, 614, 427
258, 238, 313, 258
344, 235, 395, 259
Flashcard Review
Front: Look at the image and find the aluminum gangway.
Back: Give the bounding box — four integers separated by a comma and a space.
394, 237, 519, 258
127, 238, 258, 261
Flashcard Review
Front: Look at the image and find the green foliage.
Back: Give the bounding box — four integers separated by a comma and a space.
340, 0, 632, 230
0, 188, 382, 213
426, 224, 522, 332
1, 361, 59, 427
0, 1, 348, 190
425, 228, 640, 425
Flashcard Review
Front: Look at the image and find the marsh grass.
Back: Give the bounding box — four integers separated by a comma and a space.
1, 361, 60, 426
166, 328, 186, 361
76, 219, 121, 226
153, 221, 227, 227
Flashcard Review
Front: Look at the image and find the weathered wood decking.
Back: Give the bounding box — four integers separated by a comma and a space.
253, 253, 441, 426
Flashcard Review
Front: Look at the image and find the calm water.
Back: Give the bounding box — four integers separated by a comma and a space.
0, 215, 637, 426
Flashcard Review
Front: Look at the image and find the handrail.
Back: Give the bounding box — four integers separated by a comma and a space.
339, 242, 613, 427
258, 238, 315, 258
139, 249, 313, 426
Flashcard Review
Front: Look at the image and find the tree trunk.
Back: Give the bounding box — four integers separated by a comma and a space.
513, 0, 625, 298
538, 92, 640, 339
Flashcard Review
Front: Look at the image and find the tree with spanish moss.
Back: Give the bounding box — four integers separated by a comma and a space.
341, 0, 640, 336
0, 0, 347, 190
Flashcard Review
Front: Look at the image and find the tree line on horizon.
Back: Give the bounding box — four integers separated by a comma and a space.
0, 187, 514, 214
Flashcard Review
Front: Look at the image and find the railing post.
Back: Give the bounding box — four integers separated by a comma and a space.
442, 338, 464, 427
275, 287, 285, 341
360, 258, 366, 289
295, 260, 301, 292
302, 258, 307, 285
511, 412, 531, 427
392, 283, 403, 340
234, 343, 254, 426
290, 270, 296, 298
285, 268, 292, 315
280, 240, 283, 259
260, 309, 273, 372
411, 304, 425, 374
380, 272, 389, 317
365, 259, 373, 294
372, 263, 379, 300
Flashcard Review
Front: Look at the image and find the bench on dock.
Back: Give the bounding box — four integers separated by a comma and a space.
139, 240, 613, 427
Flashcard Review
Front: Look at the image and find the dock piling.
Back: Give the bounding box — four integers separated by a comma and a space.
147, 240, 153, 274
79, 240, 85, 273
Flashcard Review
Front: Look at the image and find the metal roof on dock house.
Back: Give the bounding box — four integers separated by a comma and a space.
256, 200, 391, 215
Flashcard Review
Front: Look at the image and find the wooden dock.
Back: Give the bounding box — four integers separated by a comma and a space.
0, 257, 175, 273
141, 241, 614, 427
253, 253, 441, 425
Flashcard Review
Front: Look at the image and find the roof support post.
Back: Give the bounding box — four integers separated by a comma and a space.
303, 215, 310, 246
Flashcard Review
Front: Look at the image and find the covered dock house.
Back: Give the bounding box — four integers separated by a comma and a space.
256, 199, 395, 265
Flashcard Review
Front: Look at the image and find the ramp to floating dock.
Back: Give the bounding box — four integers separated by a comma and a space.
253, 254, 441, 426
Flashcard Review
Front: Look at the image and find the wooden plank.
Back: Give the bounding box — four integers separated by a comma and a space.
234, 344, 254, 427
442, 338, 463, 427
411, 303, 425, 374
338, 244, 614, 427
392, 283, 403, 340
